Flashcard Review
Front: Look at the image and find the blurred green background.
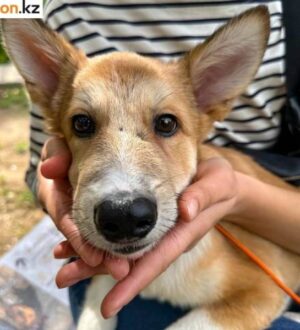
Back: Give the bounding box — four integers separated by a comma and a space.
0, 30, 43, 255
0, 35, 9, 64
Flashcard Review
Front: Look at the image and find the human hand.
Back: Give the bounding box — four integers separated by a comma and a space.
37, 137, 130, 282
55, 157, 243, 318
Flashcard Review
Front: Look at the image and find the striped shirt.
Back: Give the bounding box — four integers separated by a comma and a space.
27, 0, 286, 191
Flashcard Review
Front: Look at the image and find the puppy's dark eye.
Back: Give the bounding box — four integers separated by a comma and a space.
72, 115, 95, 137
154, 114, 178, 137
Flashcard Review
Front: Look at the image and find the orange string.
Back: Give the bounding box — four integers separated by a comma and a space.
215, 223, 300, 305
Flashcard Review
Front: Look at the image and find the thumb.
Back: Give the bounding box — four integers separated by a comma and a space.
40, 137, 71, 179
179, 157, 236, 222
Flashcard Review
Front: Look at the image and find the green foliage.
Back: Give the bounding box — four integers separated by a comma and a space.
0, 85, 28, 109
0, 32, 9, 64
15, 141, 29, 154
16, 190, 35, 206
0, 186, 36, 208
0, 175, 6, 185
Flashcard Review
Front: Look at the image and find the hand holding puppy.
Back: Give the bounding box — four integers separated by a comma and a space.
100, 158, 242, 318
4, 10, 300, 328
38, 131, 300, 320
37, 137, 130, 282
39, 137, 241, 317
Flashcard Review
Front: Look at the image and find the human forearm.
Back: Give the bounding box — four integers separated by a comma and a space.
231, 173, 300, 254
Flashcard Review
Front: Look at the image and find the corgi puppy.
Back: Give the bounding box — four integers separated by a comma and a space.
2, 6, 300, 330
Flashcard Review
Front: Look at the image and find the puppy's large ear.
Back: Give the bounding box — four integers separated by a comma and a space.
1, 19, 86, 130
184, 6, 270, 121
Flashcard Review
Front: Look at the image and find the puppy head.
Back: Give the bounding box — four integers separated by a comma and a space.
1, 7, 269, 257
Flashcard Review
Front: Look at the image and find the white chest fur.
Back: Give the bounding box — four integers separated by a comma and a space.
141, 231, 225, 307
78, 231, 225, 330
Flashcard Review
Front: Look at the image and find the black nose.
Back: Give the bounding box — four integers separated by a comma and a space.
94, 197, 157, 242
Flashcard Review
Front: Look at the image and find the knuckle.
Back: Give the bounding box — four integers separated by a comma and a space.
41, 137, 55, 160
220, 168, 234, 186
42, 137, 67, 160
195, 187, 208, 209
60, 223, 75, 237
184, 185, 208, 211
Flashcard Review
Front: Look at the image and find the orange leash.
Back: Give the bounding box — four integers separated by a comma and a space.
215, 223, 300, 304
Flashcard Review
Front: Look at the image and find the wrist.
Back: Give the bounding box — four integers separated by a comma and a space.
230, 172, 255, 217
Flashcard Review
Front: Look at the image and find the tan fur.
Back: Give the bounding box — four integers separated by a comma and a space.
2, 6, 300, 329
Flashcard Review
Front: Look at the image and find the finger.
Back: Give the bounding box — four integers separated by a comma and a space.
179, 157, 236, 221
41, 137, 69, 161
58, 213, 104, 267
101, 201, 233, 318
44, 181, 103, 267
40, 137, 71, 179
40, 178, 72, 223
37, 139, 104, 268
56, 259, 108, 288
56, 256, 130, 288
101, 221, 196, 318
102, 257, 130, 281
38, 176, 103, 267
54, 241, 78, 259
50, 206, 104, 267
54, 241, 129, 279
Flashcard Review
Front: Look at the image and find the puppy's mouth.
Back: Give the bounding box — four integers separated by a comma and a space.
73, 184, 180, 258
113, 242, 151, 255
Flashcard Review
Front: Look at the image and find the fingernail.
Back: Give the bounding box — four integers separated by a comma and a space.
53, 246, 62, 258
187, 198, 199, 220
57, 278, 78, 289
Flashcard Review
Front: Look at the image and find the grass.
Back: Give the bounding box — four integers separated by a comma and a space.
0, 186, 36, 209
15, 141, 29, 154
0, 175, 5, 185
0, 102, 43, 255
0, 33, 9, 64
16, 189, 36, 206
0, 85, 28, 109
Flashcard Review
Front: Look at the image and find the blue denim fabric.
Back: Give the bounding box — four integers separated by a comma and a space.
268, 317, 300, 330
69, 278, 91, 325
69, 282, 300, 329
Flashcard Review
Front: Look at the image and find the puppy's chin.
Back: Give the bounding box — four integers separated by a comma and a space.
110, 242, 156, 260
